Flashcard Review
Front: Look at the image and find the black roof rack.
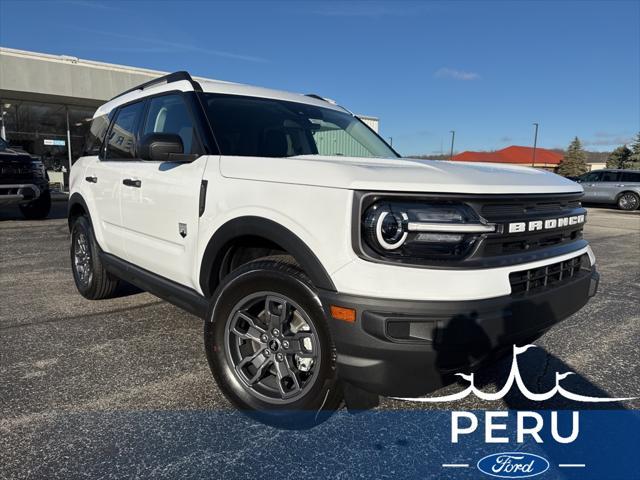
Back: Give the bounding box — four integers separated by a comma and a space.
305, 93, 329, 103
109, 71, 203, 101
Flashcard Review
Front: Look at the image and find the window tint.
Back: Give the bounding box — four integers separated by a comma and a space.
600, 171, 620, 182
620, 171, 640, 182
582, 172, 601, 182
142, 94, 198, 154
105, 101, 145, 160
83, 114, 110, 156
203, 93, 397, 159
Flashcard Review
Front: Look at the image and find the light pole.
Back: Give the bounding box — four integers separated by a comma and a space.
449, 130, 455, 160
532, 122, 539, 167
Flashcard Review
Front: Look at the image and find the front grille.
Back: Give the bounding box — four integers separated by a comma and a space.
509, 254, 589, 295
475, 194, 586, 258
481, 199, 582, 217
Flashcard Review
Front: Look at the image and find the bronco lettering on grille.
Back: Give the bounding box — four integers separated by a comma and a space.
508, 214, 585, 234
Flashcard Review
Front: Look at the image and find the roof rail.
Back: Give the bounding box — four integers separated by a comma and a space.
305, 93, 337, 105
109, 71, 202, 101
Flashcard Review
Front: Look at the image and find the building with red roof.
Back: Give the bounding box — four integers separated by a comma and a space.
452, 146, 563, 171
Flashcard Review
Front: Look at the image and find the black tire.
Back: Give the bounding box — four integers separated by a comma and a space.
617, 191, 640, 211
204, 256, 343, 428
19, 189, 51, 219
70, 215, 119, 300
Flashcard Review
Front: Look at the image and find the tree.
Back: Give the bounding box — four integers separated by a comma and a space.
630, 132, 640, 163
557, 137, 588, 177
606, 145, 632, 169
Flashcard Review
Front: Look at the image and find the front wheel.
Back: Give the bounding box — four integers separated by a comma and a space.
617, 192, 640, 211
204, 257, 343, 428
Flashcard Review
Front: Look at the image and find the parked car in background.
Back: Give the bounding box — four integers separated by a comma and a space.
0, 137, 51, 219
574, 169, 640, 210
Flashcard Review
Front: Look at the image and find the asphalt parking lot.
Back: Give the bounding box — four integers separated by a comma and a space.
1, 202, 639, 479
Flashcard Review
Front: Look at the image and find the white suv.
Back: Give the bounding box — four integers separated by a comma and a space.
69, 71, 599, 426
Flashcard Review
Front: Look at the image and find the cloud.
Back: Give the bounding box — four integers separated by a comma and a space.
583, 136, 633, 147
61, 0, 119, 10
583, 131, 634, 146
69, 27, 268, 63
313, 2, 430, 17
434, 67, 480, 81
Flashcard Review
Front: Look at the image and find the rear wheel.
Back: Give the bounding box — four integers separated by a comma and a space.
204, 257, 342, 428
617, 192, 639, 211
19, 189, 51, 219
70, 215, 119, 299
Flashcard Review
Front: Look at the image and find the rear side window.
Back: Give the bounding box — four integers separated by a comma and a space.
142, 94, 199, 154
83, 115, 110, 156
620, 171, 640, 182
601, 171, 620, 182
105, 101, 145, 160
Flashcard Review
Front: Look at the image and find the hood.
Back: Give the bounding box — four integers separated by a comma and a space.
0, 146, 34, 164
220, 155, 582, 195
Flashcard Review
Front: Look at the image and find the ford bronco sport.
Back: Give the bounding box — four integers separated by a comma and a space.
68, 72, 599, 426
0, 137, 51, 219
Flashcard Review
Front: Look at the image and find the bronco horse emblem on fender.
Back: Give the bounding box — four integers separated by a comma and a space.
393, 344, 635, 403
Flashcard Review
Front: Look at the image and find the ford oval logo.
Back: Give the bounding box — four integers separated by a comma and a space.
477, 452, 550, 478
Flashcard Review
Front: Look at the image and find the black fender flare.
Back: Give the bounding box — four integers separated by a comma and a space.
67, 192, 92, 230
199, 216, 336, 296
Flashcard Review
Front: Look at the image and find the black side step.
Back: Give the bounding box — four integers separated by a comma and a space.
101, 252, 208, 318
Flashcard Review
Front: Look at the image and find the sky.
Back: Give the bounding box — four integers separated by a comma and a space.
0, 0, 638, 156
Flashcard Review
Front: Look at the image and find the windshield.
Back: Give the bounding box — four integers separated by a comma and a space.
202, 93, 398, 159
0, 137, 8, 150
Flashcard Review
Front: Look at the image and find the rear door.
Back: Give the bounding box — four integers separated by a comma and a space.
119, 92, 210, 288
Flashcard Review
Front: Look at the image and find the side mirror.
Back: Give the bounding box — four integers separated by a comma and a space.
139, 133, 196, 162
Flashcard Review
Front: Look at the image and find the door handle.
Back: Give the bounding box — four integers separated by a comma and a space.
122, 179, 142, 188
85, 176, 97, 183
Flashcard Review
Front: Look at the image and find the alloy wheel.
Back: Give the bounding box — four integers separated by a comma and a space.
224, 292, 321, 404
74, 232, 92, 286
619, 193, 639, 211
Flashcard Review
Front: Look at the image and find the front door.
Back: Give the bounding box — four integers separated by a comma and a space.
87, 100, 146, 258
119, 93, 210, 289
580, 171, 602, 202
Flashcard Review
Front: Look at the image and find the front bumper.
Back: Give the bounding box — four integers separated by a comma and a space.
0, 183, 42, 206
319, 266, 599, 397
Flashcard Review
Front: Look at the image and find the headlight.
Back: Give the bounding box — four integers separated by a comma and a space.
361, 200, 495, 263
30, 160, 46, 177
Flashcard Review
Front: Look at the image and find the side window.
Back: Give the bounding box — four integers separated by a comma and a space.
601, 171, 620, 182
83, 114, 110, 156
620, 171, 640, 182
583, 172, 601, 182
105, 101, 145, 160
142, 94, 199, 154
